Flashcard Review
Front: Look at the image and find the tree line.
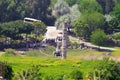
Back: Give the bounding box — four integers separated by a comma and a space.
1, 0, 120, 46
0, 0, 120, 24
53, 0, 120, 46
0, 0, 54, 25
0, 20, 46, 40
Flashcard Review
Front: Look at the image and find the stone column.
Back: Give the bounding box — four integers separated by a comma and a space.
61, 23, 67, 59
0, 63, 3, 80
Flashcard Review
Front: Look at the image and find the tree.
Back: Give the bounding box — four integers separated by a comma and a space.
33, 21, 47, 37
55, 4, 81, 31
50, 0, 57, 7
70, 4, 81, 23
78, 0, 102, 13
73, 19, 89, 39
73, 12, 105, 39
0, 20, 34, 40
0, 0, 51, 24
24, 0, 51, 21
0, 0, 26, 22
91, 29, 109, 46
55, 14, 71, 30
107, 4, 120, 33
114, 0, 120, 4
52, 0, 70, 18
65, 0, 80, 6
96, 0, 115, 14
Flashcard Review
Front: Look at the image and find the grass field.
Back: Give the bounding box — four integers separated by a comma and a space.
0, 46, 120, 79
0, 54, 100, 78
111, 47, 120, 55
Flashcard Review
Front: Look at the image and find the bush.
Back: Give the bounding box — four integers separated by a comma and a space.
0, 61, 13, 80
73, 42, 79, 49
88, 57, 120, 80
14, 65, 41, 80
44, 75, 54, 80
54, 74, 64, 80
70, 70, 83, 80
91, 29, 109, 46
112, 32, 120, 40
5, 48, 15, 55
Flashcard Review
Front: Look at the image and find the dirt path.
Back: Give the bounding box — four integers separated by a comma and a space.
69, 36, 116, 51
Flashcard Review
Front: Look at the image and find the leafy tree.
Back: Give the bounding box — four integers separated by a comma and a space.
55, 14, 71, 30
78, 0, 102, 13
114, 0, 120, 4
24, 0, 51, 21
73, 20, 89, 39
0, 0, 26, 22
52, 0, 70, 18
0, 0, 51, 24
65, 0, 77, 6
33, 21, 47, 37
112, 32, 120, 40
73, 12, 105, 39
50, 0, 57, 7
97, 0, 115, 14
108, 4, 120, 33
112, 4, 120, 19
55, 4, 81, 31
0, 20, 34, 40
91, 29, 109, 46
51, 0, 82, 7
70, 4, 81, 23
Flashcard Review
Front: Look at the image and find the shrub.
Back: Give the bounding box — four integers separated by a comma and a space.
14, 65, 41, 80
88, 58, 120, 80
54, 74, 64, 80
112, 32, 120, 40
91, 29, 109, 46
70, 70, 83, 80
5, 48, 15, 55
0, 61, 13, 80
73, 42, 79, 49
44, 75, 54, 80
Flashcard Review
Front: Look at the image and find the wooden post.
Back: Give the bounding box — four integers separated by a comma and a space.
61, 23, 67, 59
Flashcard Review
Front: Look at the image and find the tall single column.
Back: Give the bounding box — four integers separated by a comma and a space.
0, 63, 3, 80
61, 23, 67, 59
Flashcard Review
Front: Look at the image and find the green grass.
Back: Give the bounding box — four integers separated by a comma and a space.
0, 52, 101, 78
0, 47, 119, 79
26, 46, 55, 57
0, 54, 99, 77
67, 48, 104, 57
112, 48, 120, 55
